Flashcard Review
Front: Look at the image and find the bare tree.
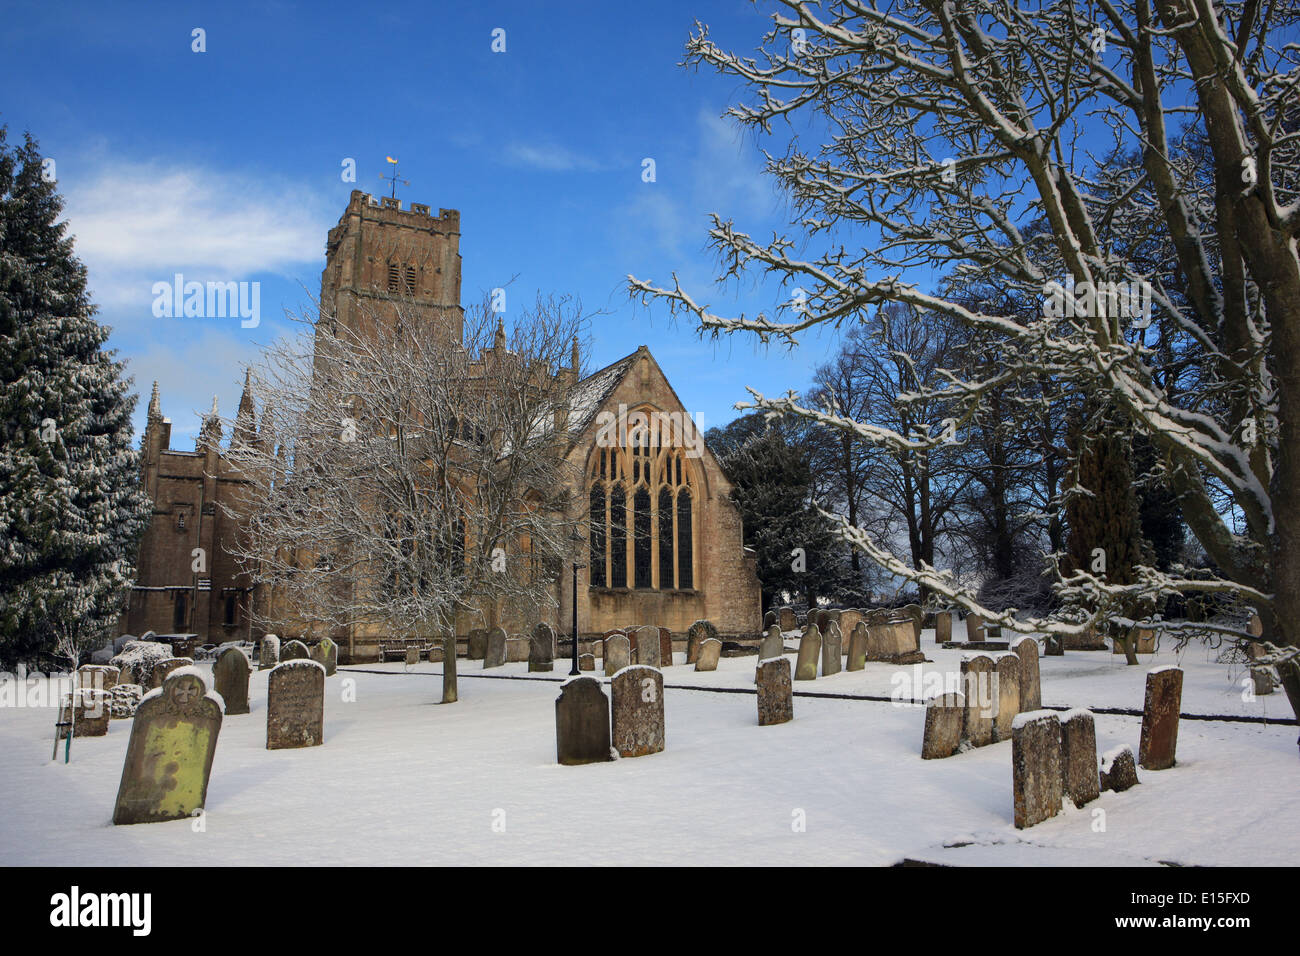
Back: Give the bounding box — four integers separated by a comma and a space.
630, 0, 1300, 733
224, 293, 587, 704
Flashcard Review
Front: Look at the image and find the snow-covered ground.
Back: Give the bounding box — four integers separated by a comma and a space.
1, 625, 1295, 866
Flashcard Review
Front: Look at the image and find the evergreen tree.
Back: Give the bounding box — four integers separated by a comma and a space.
0, 127, 150, 668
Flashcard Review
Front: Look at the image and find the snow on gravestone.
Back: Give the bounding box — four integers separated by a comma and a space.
686, 620, 717, 665
112, 668, 222, 825
993, 653, 1021, 742
109, 640, 173, 686
846, 623, 868, 672
1060, 709, 1100, 807
149, 657, 193, 690
483, 626, 507, 670
310, 636, 338, 676
759, 625, 784, 663
1012, 636, 1041, 712
1011, 710, 1063, 829
1138, 666, 1183, 771
604, 634, 631, 676
279, 639, 310, 662
77, 665, 119, 691
795, 625, 821, 681
109, 684, 143, 719
635, 625, 662, 668
259, 634, 280, 670
266, 659, 325, 750
611, 665, 665, 758
694, 638, 722, 672
961, 654, 996, 747
821, 622, 843, 677
921, 692, 965, 759
756, 657, 793, 726
212, 646, 250, 716
555, 676, 612, 765
1100, 745, 1140, 792
529, 623, 555, 673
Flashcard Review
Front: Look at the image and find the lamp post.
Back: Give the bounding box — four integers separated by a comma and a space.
570, 528, 585, 676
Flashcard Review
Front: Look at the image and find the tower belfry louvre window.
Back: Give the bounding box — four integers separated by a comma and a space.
387, 262, 400, 293
404, 264, 417, 294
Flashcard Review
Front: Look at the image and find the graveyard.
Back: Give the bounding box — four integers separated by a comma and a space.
3, 620, 1295, 867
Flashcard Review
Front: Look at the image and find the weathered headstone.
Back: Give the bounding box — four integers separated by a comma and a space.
838, 608, 864, 638
695, 637, 722, 672
76, 664, 120, 691
846, 622, 868, 671
604, 634, 631, 676
1060, 709, 1100, 807
1011, 710, 1063, 829
1012, 636, 1042, 711
821, 622, 842, 677
759, 625, 784, 662
1100, 745, 1140, 792
309, 636, 338, 676
579, 653, 595, 671
866, 619, 919, 662
1138, 666, 1182, 770
529, 622, 556, 673
259, 634, 280, 670
483, 626, 507, 669
279, 639, 310, 662
795, 625, 822, 681
965, 613, 986, 643
778, 607, 797, 632
993, 653, 1021, 742
467, 628, 488, 661
505, 637, 530, 663
58, 689, 110, 738
555, 676, 612, 765
935, 612, 953, 643
212, 646, 250, 716
686, 620, 718, 664
112, 668, 222, 825
108, 683, 143, 719
404, 646, 419, 667
757, 657, 793, 726
763, 610, 777, 628
902, 604, 924, 643
635, 625, 662, 667
109, 640, 173, 686
658, 627, 673, 666
961, 654, 996, 747
921, 692, 965, 759
427, 644, 446, 664
611, 665, 665, 757
266, 659, 325, 750
149, 657, 193, 690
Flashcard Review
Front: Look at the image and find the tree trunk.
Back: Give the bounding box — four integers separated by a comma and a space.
441, 632, 458, 704
1121, 632, 1138, 666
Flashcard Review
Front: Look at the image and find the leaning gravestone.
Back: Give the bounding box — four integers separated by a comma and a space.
1138, 666, 1183, 770
149, 657, 193, 690
259, 634, 280, 670
993, 653, 1021, 742
611, 665, 665, 758
309, 636, 338, 677
686, 620, 718, 664
961, 654, 996, 747
483, 626, 507, 669
635, 625, 662, 667
935, 612, 953, 643
795, 625, 822, 681
1100, 745, 1140, 792
921, 692, 965, 759
757, 657, 794, 725
604, 634, 631, 676
846, 622, 868, 671
1012, 636, 1042, 711
58, 689, 110, 738
1011, 710, 1063, 829
1060, 709, 1100, 807
529, 623, 556, 673
279, 639, 310, 662
695, 638, 722, 672
759, 625, 784, 662
112, 668, 222, 825
555, 676, 612, 765
266, 659, 325, 750
212, 646, 250, 716
821, 622, 842, 677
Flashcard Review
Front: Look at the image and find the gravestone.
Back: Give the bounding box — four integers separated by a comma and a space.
756, 658, 793, 726
1246, 642, 1276, 695
1012, 710, 1063, 829
821, 622, 842, 677
921, 692, 965, 759
961, 654, 996, 747
846, 622, 868, 671
212, 646, 250, 716
759, 625, 784, 662
902, 604, 924, 643
109, 683, 143, 719
778, 607, 797, 632
695, 638, 722, 672
795, 625, 822, 681
1060, 710, 1100, 807
279, 639, 310, 662
658, 627, 673, 666
1044, 633, 1064, 656
763, 610, 777, 628
266, 659, 325, 750
505, 637, 530, 663
611, 665, 665, 757
1138, 666, 1183, 770
604, 634, 631, 676
58, 689, 110, 738
838, 608, 864, 638
112, 669, 222, 825
935, 612, 953, 643
577, 653, 594, 671
686, 620, 718, 664
529, 623, 556, 673
483, 626, 507, 669
1012, 636, 1042, 711
555, 676, 612, 765
404, 646, 419, 667
993, 654, 1021, 742
77, 665, 120, 691
309, 637, 338, 676
965, 613, 986, 643
109, 640, 174, 686
428, 644, 446, 664
259, 634, 280, 670
467, 628, 488, 661
635, 625, 662, 667
149, 657, 193, 690
1100, 745, 1140, 792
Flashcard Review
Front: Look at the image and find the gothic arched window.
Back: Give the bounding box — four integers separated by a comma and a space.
609, 485, 627, 589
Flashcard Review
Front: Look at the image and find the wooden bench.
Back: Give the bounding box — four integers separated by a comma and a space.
378, 638, 434, 662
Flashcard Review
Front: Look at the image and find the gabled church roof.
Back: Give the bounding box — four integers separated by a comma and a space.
563, 350, 639, 440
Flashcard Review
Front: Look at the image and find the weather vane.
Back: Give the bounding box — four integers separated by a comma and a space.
379, 156, 410, 199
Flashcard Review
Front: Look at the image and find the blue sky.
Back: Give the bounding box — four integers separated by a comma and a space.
3, 0, 852, 445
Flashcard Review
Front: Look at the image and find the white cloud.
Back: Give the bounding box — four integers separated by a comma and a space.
502, 141, 603, 172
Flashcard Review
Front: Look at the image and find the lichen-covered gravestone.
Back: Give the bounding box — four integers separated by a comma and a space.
759, 625, 784, 662
212, 646, 250, 716
846, 623, 868, 671
694, 638, 722, 672
821, 622, 842, 677
604, 634, 631, 676
1060, 709, 1100, 807
529, 623, 556, 673
635, 625, 662, 667
961, 654, 996, 747
279, 639, 310, 662
795, 625, 822, 681
483, 626, 507, 669
266, 659, 325, 750
993, 654, 1021, 742
149, 657, 193, 690
1011, 710, 1063, 829
611, 665, 665, 758
555, 676, 612, 765
112, 668, 222, 825
259, 634, 280, 670
757, 658, 794, 725
1012, 636, 1041, 711
109, 683, 143, 719
921, 692, 965, 759
1138, 666, 1183, 770
309, 636, 338, 676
